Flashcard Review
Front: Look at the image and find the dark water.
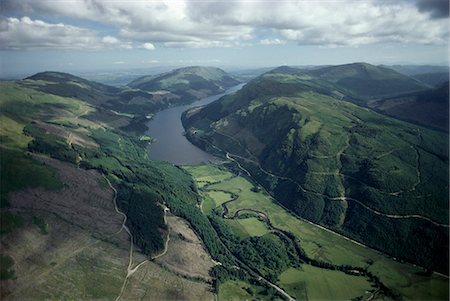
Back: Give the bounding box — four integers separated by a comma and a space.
145, 84, 244, 165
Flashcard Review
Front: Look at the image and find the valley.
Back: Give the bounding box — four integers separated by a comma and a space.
1, 63, 448, 300
182, 63, 449, 276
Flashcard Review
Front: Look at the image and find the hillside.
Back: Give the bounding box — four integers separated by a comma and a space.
368, 81, 449, 131
1, 69, 448, 300
412, 72, 449, 87
23, 71, 193, 133
0, 77, 221, 299
182, 67, 449, 274
307, 63, 427, 100
128, 66, 240, 104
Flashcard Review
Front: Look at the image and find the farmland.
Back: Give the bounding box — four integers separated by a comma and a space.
185, 163, 449, 300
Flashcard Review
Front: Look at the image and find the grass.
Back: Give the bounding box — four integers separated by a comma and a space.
187, 82, 448, 274
206, 190, 232, 208
186, 163, 449, 300
223, 219, 249, 238
0, 148, 63, 206
278, 266, 372, 300
236, 217, 269, 237
218, 280, 278, 301
183, 164, 233, 188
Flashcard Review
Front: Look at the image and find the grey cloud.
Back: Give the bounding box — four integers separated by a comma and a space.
0, 0, 448, 49
416, 0, 449, 18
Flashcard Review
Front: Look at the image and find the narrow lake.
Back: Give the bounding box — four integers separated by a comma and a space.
145, 84, 245, 165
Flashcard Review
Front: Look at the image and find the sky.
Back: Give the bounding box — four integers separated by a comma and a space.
0, 0, 449, 77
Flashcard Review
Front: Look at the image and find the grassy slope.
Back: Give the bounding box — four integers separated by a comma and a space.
307, 62, 428, 100
0, 78, 218, 299
186, 163, 448, 300
368, 81, 449, 131
128, 66, 240, 103
182, 68, 449, 273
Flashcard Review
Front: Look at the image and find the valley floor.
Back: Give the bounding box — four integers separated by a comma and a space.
183, 163, 449, 301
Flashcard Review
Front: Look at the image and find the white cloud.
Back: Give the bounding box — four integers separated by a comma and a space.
113, 61, 126, 65
259, 38, 286, 45
102, 36, 119, 44
0, 17, 132, 50
141, 42, 155, 50
141, 59, 159, 64
1, 0, 448, 49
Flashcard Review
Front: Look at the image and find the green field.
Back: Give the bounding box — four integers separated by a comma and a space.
236, 217, 269, 237
183, 164, 233, 188
206, 190, 232, 207
185, 163, 449, 300
218, 280, 278, 301
279, 266, 372, 300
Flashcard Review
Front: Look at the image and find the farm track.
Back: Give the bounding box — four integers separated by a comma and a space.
222, 145, 448, 228
103, 176, 171, 301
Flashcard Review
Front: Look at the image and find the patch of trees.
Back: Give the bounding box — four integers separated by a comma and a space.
210, 216, 296, 282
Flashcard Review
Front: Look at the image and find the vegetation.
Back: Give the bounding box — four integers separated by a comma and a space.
279, 266, 371, 301
185, 162, 448, 300
128, 66, 240, 104
1, 66, 448, 300
218, 280, 281, 301
182, 64, 449, 274
0, 148, 63, 206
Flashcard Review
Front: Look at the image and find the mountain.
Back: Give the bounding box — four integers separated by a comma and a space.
23, 71, 198, 133
368, 81, 449, 131
182, 65, 449, 274
26, 71, 183, 114
306, 63, 428, 100
412, 72, 449, 87
0, 75, 218, 299
386, 65, 449, 76
1, 68, 448, 300
128, 66, 240, 103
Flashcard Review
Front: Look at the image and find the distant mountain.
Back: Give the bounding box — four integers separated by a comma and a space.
412, 72, 449, 87
386, 65, 448, 76
128, 66, 240, 103
182, 65, 449, 273
369, 81, 449, 131
306, 63, 427, 100
24, 71, 193, 132
26, 71, 121, 105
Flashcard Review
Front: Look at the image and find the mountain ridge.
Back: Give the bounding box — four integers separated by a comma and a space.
182, 63, 449, 274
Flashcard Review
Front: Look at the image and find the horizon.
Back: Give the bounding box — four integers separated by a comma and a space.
2, 61, 449, 81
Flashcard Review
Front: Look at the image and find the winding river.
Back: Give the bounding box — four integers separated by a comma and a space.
145, 84, 244, 165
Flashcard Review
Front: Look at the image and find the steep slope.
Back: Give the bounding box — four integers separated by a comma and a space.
368, 81, 449, 131
0, 77, 219, 299
182, 68, 449, 274
128, 66, 240, 104
307, 63, 427, 100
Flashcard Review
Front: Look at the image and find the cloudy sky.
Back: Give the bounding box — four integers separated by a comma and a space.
1, 0, 448, 76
